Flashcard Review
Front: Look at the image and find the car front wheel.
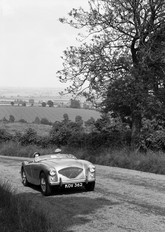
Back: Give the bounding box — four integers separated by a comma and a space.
85, 181, 95, 191
40, 173, 52, 196
21, 168, 29, 186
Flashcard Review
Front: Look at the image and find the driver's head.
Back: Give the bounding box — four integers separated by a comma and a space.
33, 152, 40, 157
54, 148, 61, 154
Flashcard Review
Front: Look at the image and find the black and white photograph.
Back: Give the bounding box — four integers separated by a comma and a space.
0, 0, 165, 231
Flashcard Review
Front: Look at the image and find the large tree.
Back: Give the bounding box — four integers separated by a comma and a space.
57, 0, 165, 148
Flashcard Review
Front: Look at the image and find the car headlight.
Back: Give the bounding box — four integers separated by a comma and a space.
88, 165, 95, 173
49, 169, 56, 176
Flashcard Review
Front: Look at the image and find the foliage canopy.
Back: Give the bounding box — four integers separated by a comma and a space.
58, 0, 165, 147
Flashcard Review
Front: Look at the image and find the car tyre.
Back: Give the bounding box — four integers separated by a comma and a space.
40, 173, 52, 196
21, 168, 29, 186
85, 181, 95, 191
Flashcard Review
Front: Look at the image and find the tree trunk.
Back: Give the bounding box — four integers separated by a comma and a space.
131, 111, 142, 150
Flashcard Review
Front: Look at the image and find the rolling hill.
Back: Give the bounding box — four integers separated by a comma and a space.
0, 106, 100, 123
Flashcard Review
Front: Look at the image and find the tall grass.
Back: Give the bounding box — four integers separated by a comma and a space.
68, 146, 165, 175
0, 181, 52, 232
1, 141, 165, 174
0, 141, 53, 157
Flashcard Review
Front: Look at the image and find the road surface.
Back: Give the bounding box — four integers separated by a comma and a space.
0, 155, 165, 232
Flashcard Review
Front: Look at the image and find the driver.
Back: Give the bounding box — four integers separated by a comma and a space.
54, 148, 62, 154
33, 152, 40, 162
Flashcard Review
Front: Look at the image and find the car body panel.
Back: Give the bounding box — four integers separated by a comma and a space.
21, 154, 96, 188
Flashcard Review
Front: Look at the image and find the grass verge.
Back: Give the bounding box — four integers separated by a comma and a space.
0, 181, 52, 232
67, 146, 165, 175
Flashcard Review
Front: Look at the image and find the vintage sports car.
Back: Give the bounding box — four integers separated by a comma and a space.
21, 153, 96, 196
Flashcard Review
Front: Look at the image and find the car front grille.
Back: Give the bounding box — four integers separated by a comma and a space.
58, 167, 83, 179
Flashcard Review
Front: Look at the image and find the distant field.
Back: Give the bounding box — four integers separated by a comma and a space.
0, 122, 51, 136
0, 106, 100, 123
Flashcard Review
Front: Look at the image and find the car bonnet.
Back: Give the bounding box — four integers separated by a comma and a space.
40, 158, 84, 170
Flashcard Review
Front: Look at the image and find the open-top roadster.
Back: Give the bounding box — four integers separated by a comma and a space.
21, 153, 96, 196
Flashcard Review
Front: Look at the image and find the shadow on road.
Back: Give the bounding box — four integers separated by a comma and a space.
26, 182, 89, 195
17, 185, 120, 232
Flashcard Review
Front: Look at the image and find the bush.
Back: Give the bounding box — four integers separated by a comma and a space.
41, 102, 46, 107
35, 135, 51, 148
50, 121, 82, 146
33, 116, 41, 124
0, 129, 13, 143
9, 115, 15, 122
18, 128, 38, 146
144, 130, 165, 151
40, 118, 52, 125
67, 132, 86, 147
50, 125, 72, 146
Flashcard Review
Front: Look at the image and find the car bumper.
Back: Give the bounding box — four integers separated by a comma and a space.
48, 177, 95, 186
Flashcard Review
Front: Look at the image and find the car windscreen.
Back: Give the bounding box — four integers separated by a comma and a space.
35, 154, 76, 162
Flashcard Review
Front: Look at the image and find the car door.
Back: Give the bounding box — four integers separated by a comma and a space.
29, 162, 41, 185
24, 162, 34, 183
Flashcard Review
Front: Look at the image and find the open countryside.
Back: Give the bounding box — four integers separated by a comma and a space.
0, 122, 51, 136
0, 105, 100, 123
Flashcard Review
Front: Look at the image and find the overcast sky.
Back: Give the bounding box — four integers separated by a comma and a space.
0, 0, 89, 89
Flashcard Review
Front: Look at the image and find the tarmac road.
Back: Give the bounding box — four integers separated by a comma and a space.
0, 155, 165, 232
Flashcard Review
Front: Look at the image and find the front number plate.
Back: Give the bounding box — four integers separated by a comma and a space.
65, 183, 83, 188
